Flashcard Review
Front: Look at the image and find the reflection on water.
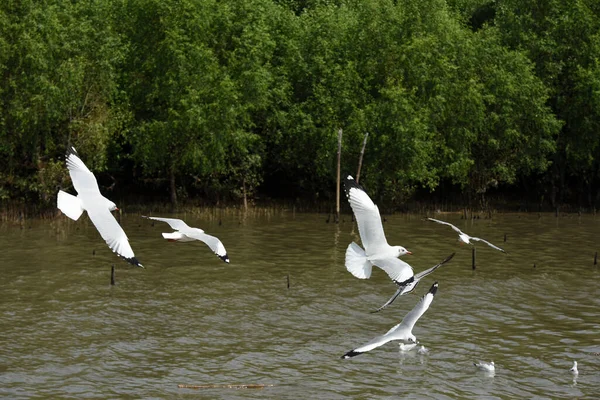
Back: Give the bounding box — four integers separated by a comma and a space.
0, 212, 599, 398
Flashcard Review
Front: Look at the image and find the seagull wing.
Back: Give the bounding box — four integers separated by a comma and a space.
371, 286, 404, 314
186, 231, 229, 263
142, 216, 191, 231
341, 331, 396, 358
470, 237, 506, 253
373, 257, 413, 284
344, 175, 388, 254
397, 282, 438, 333
427, 218, 463, 234
65, 147, 101, 195
371, 254, 453, 313
413, 253, 456, 280
87, 207, 142, 267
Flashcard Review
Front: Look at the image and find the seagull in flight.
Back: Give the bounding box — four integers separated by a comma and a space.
427, 218, 506, 253
57, 147, 143, 267
370, 252, 454, 313
143, 216, 229, 263
342, 282, 439, 359
344, 175, 453, 311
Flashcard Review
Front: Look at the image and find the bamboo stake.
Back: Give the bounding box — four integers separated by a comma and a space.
595, 252, 597, 265
178, 384, 273, 389
110, 265, 115, 286
472, 247, 476, 270
356, 131, 369, 184
335, 128, 343, 223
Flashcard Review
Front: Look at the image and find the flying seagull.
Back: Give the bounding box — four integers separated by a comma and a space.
143, 216, 229, 263
427, 218, 507, 253
344, 175, 452, 310
370, 252, 454, 313
474, 361, 495, 372
57, 147, 143, 267
342, 282, 439, 359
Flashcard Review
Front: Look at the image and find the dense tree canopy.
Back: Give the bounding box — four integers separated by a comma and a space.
0, 0, 598, 211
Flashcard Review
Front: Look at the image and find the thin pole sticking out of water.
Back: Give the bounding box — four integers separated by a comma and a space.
356, 131, 369, 184
335, 128, 343, 223
472, 247, 476, 270
504, 234, 507, 242
287, 274, 290, 289
595, 252, 598, 266
111, 264, 115, 286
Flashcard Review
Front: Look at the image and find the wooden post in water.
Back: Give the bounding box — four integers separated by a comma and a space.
504, 234, 507, 242
472, 247, 476, 270
335, 128, 343, 223
110, 264, 115, 286
595, 252, 598, 266
287, 274, 290, 289
356, 132, 369, 184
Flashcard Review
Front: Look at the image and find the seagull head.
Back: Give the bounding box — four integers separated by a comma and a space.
107, 201, 119, 212
407, 335, 417, 344
394, 246, 412, 257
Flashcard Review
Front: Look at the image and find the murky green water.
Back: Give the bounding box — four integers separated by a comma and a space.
1, 211, 599, 398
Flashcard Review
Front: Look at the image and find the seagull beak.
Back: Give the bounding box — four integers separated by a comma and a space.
406, 251, 413, 255
114, 207, 119, 211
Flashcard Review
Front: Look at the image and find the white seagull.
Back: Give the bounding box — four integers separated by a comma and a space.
427, 218, 506, 253
143, 216, 229, 263
344, 176, 453, 311
570, 361, 578, 374
57, 147, 143, 267
474, 361, 495, 372
399, 343, 417, 352
342, 282, 439, 359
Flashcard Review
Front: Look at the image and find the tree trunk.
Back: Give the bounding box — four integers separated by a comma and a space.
356, 131, 369, 184
170, 166, 177, 209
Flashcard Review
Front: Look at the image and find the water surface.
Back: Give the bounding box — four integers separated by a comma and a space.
1, 212, 599, 398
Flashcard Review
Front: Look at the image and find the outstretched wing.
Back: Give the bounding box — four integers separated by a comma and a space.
142, 216, 191, 231
413, 253, 455, 280
471, 237, 506, 253
186, 231, 229, 263
397, 282, 438, 333
88, 207, 143, 267
65, 147, 101, 196
373, 257, 413, 284
344, 175, 388, 254
427, 218, 463, 234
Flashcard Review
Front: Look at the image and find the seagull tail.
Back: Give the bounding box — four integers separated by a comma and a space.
57, 190, 84, 221
345, 242, 372, 279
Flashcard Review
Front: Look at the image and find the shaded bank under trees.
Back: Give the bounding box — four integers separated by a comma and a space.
1, 0, 599, 213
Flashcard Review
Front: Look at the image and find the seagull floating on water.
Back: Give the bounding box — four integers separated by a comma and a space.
143, 216, 229, 263
570, 361, 578, 374
341, 282, 439, 359
57, 147, 143, 267
344, 176, 453, 311
427, 218, 507, 253
399, 343, 417, 352
474, 361, 495, 372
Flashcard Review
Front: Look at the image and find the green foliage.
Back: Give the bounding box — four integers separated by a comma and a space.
0, 0, 598, 210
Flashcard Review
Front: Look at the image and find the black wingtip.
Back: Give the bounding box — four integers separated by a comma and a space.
429, 282, 439, 295
66, 146, 79, 158
341, 350, 362, 359
219, 254, 230, 263
443, 253, 456, 264
126, 256, 145, 269
343, 175, 366, 198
